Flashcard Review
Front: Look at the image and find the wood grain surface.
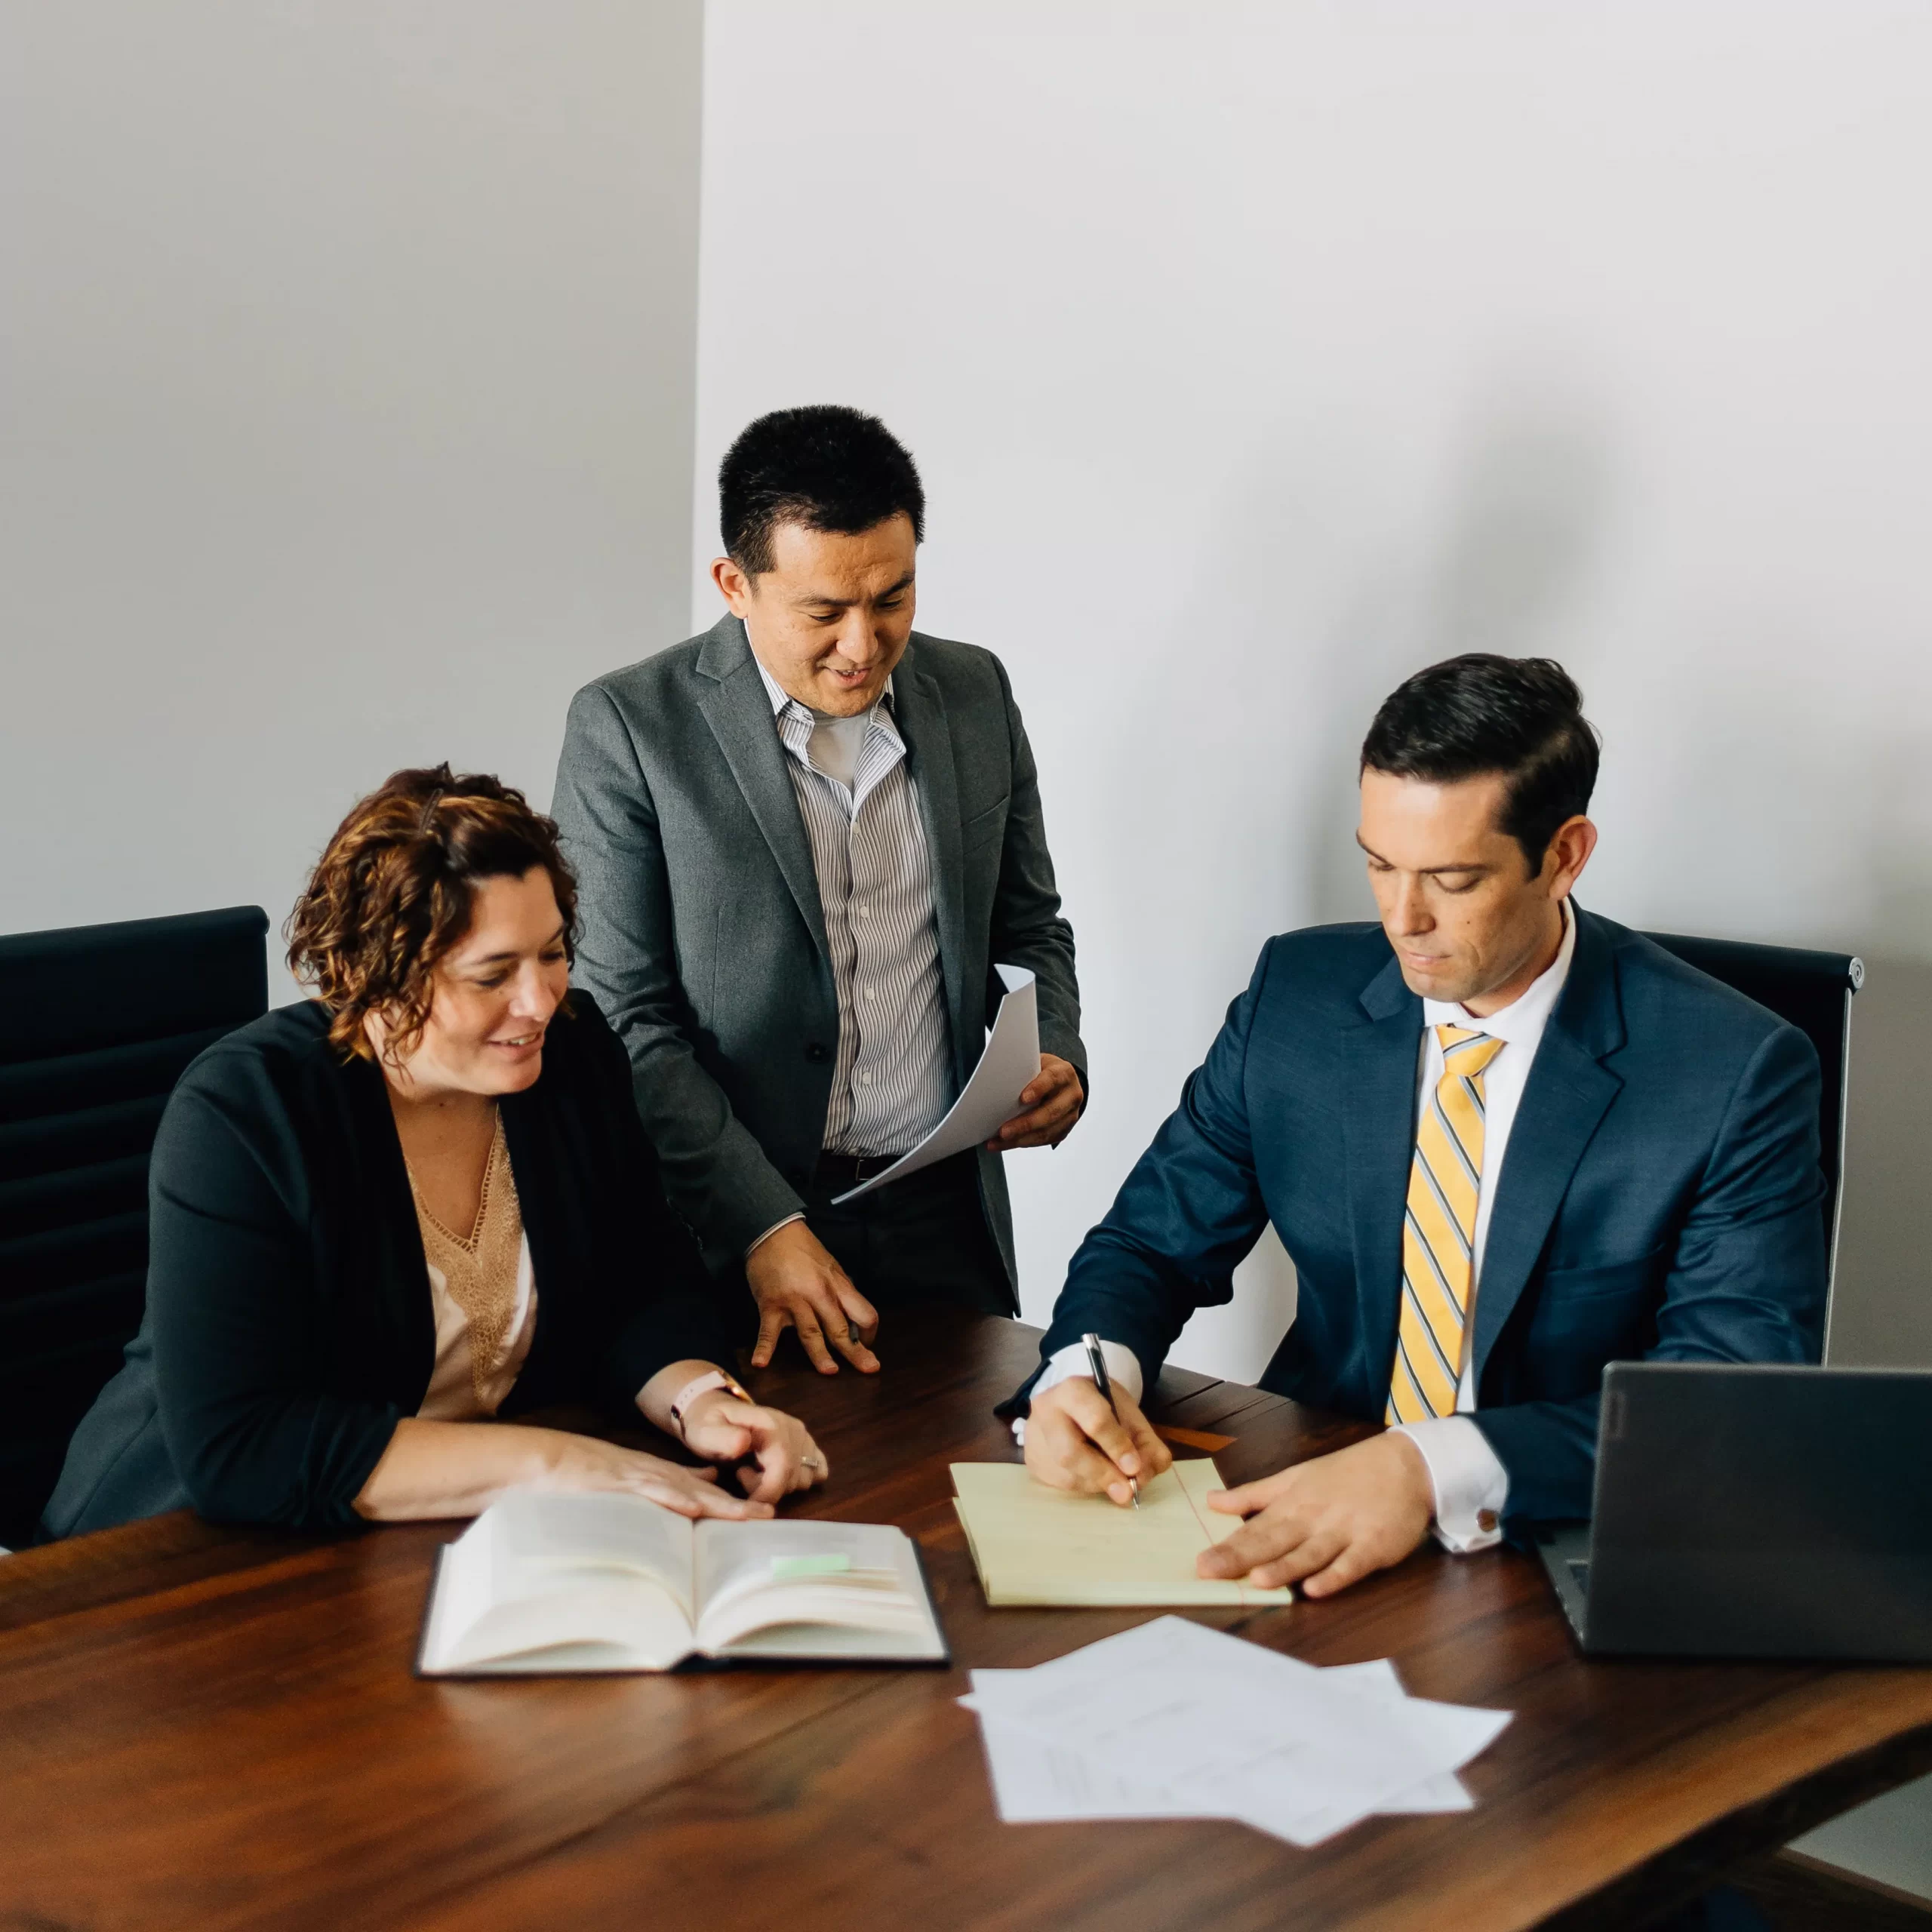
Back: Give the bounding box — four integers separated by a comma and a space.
2, 1306, 1928, 1932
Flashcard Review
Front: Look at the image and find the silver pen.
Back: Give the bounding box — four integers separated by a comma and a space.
1081, 1330, 1140, 1509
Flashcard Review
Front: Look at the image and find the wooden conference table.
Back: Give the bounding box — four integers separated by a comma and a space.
3, 1308, 1930, 1932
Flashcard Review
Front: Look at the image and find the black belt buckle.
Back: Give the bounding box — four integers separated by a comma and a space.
816, 1150, 898, 1189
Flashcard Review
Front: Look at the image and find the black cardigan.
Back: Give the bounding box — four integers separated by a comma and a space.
42, 994, 734, 1537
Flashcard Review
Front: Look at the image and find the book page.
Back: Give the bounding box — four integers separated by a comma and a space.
693, 1521, 945, 1660
950, 1459, 1293, 1607
485, 1488, 697, 1614
420, 1489, 698, 1673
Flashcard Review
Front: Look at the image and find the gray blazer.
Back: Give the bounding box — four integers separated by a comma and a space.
551, 614, 1085, 1298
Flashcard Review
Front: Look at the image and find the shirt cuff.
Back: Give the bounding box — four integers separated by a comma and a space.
743, 1211, 805, 1262
1010, 1339, 1144, 1447
1392, 1417, 1509, 1552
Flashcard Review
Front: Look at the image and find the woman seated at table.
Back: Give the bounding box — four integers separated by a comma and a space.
43, 766, 826, 1538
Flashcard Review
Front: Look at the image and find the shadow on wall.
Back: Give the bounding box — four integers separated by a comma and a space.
1306, 381, 1617, 924
1829, 955, 1932, 1370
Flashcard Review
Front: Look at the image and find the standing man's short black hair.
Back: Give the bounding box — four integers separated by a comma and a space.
720, 405, 925, 575
1361, 654, 1601, 874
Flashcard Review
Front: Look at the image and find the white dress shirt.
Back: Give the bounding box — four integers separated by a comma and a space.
1026, 900, 1578, 1557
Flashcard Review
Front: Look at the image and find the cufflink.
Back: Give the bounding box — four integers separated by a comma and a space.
1476, 1509, 1499, 1534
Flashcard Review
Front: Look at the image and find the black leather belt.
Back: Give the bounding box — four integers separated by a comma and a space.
812, 1152, 906, 1190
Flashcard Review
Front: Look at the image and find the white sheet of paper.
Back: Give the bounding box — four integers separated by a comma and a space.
963, 1718, 1469, 1828
832, 964, 1040, 1202
961, 1660, 1470, 1825
1319, 1660, 1473, 1814
961, 1617, 1507, 1847
966, 1667, 1397, 1847
964, 1708, 1217, 1823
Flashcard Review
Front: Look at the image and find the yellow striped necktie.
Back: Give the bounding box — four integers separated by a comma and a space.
1387, 1024, 1507, 1426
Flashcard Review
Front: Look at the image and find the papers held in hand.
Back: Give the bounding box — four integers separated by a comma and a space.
832, 964, 1040, 1203
951, 1461, 1293, 1607
416, 1490, 948, 1675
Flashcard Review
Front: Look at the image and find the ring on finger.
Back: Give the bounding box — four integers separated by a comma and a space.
801, 1452, 825, 1471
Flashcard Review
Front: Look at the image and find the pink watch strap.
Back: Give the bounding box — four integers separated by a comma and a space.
667, 1368, 750, 1440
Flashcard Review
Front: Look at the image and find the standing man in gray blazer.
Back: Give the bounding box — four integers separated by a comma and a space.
552, 407, 1086, 1376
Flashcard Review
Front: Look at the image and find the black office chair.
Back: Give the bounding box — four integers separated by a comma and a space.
0, 906, 269, 1547
1641, 930, 1862, 1321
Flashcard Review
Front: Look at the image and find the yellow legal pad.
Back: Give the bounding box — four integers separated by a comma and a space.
950, 1460, 1294, 1608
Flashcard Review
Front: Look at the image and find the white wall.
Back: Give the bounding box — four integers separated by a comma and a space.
1, 0, 705, 986
692, 0, 1932, 1380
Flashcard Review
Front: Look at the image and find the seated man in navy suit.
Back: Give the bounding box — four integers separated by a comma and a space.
1014, 654, 1826, 1599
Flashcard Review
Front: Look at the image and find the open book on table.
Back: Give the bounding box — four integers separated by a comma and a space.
417, 1488, 948, 1675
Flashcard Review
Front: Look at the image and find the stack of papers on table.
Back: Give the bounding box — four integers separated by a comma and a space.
961, 1615, 1512, 1847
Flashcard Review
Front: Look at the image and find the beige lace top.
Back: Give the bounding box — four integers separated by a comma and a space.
407, 1111, 538, 1419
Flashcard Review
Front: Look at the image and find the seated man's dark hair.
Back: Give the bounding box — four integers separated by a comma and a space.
720, 405, 924, 575
1360, 654, 1601, 874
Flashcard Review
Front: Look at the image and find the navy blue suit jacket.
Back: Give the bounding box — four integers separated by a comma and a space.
1023, 908, 1827, 1522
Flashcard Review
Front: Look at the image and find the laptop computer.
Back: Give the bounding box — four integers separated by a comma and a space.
1534, 1360, 1932, 1660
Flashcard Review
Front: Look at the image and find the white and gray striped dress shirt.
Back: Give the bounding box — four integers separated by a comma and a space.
753, 657, 954, 1158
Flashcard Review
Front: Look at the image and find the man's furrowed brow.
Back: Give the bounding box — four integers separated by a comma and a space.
1355, 834, 1491, 874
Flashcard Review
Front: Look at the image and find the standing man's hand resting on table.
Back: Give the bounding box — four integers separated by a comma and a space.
1022, 1374, 1174, 1508
746, 1220, 881, 1374
1196, 1433, 1435, 1598
987, 1053, 1086, 1152
746, 1047, 1080, 1375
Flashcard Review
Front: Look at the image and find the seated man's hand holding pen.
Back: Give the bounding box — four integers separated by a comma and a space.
1021, 1376, 1174, 1509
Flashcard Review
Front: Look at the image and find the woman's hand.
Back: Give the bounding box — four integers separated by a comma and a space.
533, 1431, 775, 1519
353, 1417, 777, 1521
676, 1391, 829, 1504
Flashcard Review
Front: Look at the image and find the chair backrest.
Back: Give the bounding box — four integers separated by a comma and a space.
0, 906, 269, 1546
1641, 930, 1862, 1340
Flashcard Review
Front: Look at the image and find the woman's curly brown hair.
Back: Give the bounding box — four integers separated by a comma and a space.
286, 765, 578, 1065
